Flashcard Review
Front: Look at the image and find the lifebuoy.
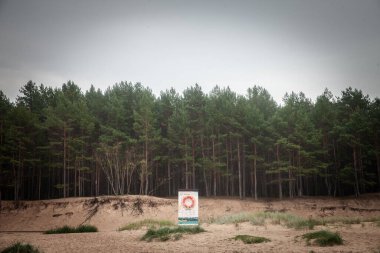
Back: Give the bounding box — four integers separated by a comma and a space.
182, 195, 195, 209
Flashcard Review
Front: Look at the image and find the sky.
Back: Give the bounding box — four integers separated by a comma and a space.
0, 0, 379, 104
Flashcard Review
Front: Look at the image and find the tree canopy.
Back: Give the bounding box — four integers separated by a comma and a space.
0, 81, 379, 200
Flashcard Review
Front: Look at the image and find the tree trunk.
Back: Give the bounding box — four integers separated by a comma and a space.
145, 147, 149, 195
277, 144, 282, 199
192, 136, 196, 189
95, 159, 99, 196
212, 137, 216, 196
242, 139, 246, 199
74, 159, 77, 197
13, 154, 17, 201
38, 167, 41, 200
185, 137, 189, 189
359, 147, 365, 193
253, 143, 257, 200
17, 141, 22, 201
333, 138, 338, 197
63, 124, 66, 198
297, 144, 302, 197
237, 137, 242, 199
377, 152, 380, 191
230, 137, 234, 196
0, 120, 2, 145
353, 147, 360, 197
201, 135, 209, 196
225, 139, 229, 196
79, 170, 81, 197
288, 151, 292, 198
168, 160, 171, 196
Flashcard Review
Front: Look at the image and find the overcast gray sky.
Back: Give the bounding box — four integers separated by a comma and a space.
0, 0, 379, 103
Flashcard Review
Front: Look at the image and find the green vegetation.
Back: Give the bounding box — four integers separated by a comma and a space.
321, 216, 372, 225
141, 226, 205, 242
1, 242, 40, 253
233, 235, 271, 244
119, 219, 174, 231
45, 225, 98, 234
1, 81, 380, 201
255, 212, 319, 229
317, 216, 380, 227
215, 211, 318, 229
215, 212, 263, 225
302, 230, 343, 246
214, 211, 380, 229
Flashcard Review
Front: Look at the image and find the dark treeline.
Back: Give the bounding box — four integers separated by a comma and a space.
0, 81, 379, 200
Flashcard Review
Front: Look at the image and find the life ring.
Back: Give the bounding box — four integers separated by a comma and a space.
182, 195, 195, 209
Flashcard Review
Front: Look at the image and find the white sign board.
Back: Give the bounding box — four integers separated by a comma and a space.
178, 190, 198, 225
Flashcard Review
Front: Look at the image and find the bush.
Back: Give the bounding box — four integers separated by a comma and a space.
302, 230, 343, 246
233, 235, 271, 244
45, 225, 98, 234
1, 242, 40, 253
119, 219, 174, 231
141, 226, 205, 242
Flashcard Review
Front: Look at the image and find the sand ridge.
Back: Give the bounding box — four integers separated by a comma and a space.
1, 194, 380, 252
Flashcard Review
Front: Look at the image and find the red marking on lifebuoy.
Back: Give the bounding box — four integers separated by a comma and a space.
182, 195, 195, 209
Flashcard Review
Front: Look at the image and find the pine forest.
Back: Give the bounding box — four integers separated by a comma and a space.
1, 81, 379, 201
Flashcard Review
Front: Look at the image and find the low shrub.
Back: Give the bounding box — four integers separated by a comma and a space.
1, 242, 40, 253
45, 225, 98, 234
233, 235, 271, 244
141, 226, 205, 242
119, 219, 174, 231
302, 230, 343, 246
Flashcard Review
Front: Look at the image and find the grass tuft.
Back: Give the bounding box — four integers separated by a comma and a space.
45, 225, 98, 234
256, 212, 319, 229
119, 219, 174, 231
141, 226, 205, 242
214, 211, 318, 229
1, 242, 40, 253
214, 212, 380, 230
233, 235, 271, 244
214, 212, 265, 225
302, 230, 343, 246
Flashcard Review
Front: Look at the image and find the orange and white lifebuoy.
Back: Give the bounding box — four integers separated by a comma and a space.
182, 195, 196, 209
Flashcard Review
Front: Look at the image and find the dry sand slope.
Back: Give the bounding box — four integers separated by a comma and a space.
1, 194, 380, 252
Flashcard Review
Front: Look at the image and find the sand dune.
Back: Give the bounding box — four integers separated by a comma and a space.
1, 194, 380, 252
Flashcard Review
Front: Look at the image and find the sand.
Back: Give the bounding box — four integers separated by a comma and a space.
1, 194, 380, 252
